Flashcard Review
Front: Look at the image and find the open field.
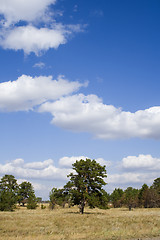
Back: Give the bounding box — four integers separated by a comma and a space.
0, 205, 160, 240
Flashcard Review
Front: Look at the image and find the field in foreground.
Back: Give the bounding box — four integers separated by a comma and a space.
0, 205, 160, 240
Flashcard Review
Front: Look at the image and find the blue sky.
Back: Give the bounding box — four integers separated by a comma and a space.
0, 0, 160, 199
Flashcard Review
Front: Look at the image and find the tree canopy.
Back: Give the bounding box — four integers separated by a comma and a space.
67, 158, 107, 214
0, 175, 37, 211
0, 175, 18, 211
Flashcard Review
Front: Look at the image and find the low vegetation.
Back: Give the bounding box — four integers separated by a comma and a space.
0, 205, 160, 240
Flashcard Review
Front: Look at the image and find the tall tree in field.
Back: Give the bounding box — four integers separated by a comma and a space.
18, 181, 35, 206
67, 158, 107, 214
0, 175, 18, 211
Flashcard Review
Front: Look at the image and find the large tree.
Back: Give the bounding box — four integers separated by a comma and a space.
17, 181, 36, 206
67, 158, 107, 214
0, 175, 18, 211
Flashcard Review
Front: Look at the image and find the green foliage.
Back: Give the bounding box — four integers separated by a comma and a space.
0, 190, 17, 211
0, 174, 19, 192
49, 187, 67, 209
37, 197, 42, 203
41, 204, 46, 209
67, 158, 107, 214
124, 187, 139, 210
0, 175, 18, 211
18, 181, 35, 206
152, 177, 160, 194
110, 188, 124, 208
138, 184, 150, 208
27, 194, 38, 209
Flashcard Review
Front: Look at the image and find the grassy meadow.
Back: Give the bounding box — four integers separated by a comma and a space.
0, 205, 160, 240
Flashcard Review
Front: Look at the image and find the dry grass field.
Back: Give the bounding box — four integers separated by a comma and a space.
0, 205, 160, 240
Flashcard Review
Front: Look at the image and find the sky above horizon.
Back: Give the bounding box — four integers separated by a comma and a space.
0, 0, 160, 200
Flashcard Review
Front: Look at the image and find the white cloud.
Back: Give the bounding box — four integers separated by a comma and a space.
122, 154, 160, 170
0, 0, 56, 25
39, 93, 160, 140
0, 0, 85, 54
0, 25, 69, 55
59, 156, 87, 168
0, 156, 108, 181
25, 159, 54, 170
59, 156, 109, 168
0, 159, 71, 181
12, 158, 24, 166
106, 153, 160, 190
108, 173, 149, 185
33, 62, 46, 69
0, 75, 86, 111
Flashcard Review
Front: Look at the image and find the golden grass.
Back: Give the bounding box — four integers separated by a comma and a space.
0, 205, 160, 240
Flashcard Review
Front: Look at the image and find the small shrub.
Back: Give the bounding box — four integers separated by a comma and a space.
41, 204, 46, 209
27, 196, 38, 209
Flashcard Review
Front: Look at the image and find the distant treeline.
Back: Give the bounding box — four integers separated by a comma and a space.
110, 178, 160, 210
0, 159, 160, 212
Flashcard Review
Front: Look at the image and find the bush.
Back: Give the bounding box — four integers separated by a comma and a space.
0, 190, 17, 211
41, 204, 46, 209
27, 195, 38, 209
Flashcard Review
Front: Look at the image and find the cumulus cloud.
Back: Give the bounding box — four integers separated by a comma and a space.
39, 93, 160, 139
0, 0, 85, 54
1, 74, 160, 140
59, 156, 87, 168
0, 158, 71, 181
0, 156, 108, 181
0, 0, 56, 25
122, 154, 160, 171
0, 25, 71, 55
106, 153, 160, 190
106, 171, 159, 193
59, 156, 109, 168
0, 75, 86, 111
25, 159, 54, 170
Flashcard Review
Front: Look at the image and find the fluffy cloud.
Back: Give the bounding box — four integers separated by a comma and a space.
0, 0, 85, 54
107, 172, 157, 187
25, 159, 54, 170
0, 75, 86, 111
122, 154, 160, 170
0, 0, 56, 25
0, 25, 71, 55
0, 159, 71, 181
0, 156, 108, 181
1, 74, 160, 140
106, 153, 160, 190
59, 156, 109, 168
59, 156, 87, 168
39, 93, 160, 139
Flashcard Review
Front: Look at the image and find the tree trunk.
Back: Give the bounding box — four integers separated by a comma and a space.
79, 200, 85, 214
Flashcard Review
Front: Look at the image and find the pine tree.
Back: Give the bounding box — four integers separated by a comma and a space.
67, 158, 107, 214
